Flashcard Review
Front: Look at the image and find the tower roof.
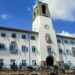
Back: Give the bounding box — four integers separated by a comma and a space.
33, 1, 50, 21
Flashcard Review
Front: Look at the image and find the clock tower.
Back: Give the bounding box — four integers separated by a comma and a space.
32, 2, 59, 66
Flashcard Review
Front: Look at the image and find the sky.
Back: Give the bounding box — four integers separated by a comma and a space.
0, 0, 75, 36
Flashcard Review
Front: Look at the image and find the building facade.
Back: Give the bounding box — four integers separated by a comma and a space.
0, 2, 75, 68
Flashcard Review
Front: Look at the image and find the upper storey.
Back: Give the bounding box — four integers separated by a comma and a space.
33, 1, 50, 21
0, 26, 38, 41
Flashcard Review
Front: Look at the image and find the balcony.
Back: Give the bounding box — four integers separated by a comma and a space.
45, 33, 52, 44
9, 41, 18, 54
46, 39, 52, 43
10, 50, 18, 54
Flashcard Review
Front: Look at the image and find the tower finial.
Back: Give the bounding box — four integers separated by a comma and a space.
33, 1, 50, 21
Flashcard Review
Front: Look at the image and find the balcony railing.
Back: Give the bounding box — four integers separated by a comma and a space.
10, 50, 18, 54
46, 39, 52, 43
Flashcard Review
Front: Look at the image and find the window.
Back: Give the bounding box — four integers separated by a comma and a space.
22, 60, 26, 66
71, 40, 75, 45
22, 45, 28, 52
47, 46, 51, 53
59, 49, 63, 54
68, 61, 72, 67
42, 5, 46, 14
66, 49, 71, 55
64, 40, 68, 44
31, 36, 35, 40
10, 59, 15, 64
44, 25, 49, 29
32, 46, 36, 53
0, 43, 5, 50
45, 33, 52, 43
10, 42, 18, 53
0, 59, 3, 66
22, 34, 26, 39
60, 61, 64, 65
57, 39, 61, 43
12, 33, 16, 38
1, 33, 6, 37
32, 60, 36, 66
72, 48, 75, 57
66, 49, 69, 54
72, 50, 75, 57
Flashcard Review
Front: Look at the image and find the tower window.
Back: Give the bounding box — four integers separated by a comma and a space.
42, 5, 46, 14
47, 46, 51, 53
45, 33, 52, 43
34, 12, 36, 16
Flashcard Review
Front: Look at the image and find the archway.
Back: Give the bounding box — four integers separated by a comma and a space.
46, 56, 54, 66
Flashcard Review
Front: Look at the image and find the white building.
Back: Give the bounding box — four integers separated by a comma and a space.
0, 2, 75, 68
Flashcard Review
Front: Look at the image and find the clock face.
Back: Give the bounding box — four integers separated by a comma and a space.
44, 25, 49, 29
45, 33, 52, 43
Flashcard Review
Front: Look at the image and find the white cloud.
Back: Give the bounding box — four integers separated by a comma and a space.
0, 14, 9, 19
39, 0, 75, 21
57, 31, 75, 37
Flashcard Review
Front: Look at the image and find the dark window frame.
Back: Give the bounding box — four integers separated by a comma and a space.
47, 46, 51, 53
0, 43, 6, 50
32, 60, 36, 66
22, 60, 26, 66
12, 33, 16, 38
57, 39, 61, 43
32, 46, 36, 53
59, 49, 63, 54
71, 40, 75, 45
22, 34, 26, 39
72, 48, 75, 57
64, 40, 68, 44
31, 36, 35, 40
22, 45, 28, 52
1, 33, 6, 37
42, 5, 46, 14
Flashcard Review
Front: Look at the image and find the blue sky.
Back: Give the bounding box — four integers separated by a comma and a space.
0, 0, 75, 34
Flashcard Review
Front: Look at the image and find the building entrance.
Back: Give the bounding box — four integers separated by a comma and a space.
46, 56, 54, 66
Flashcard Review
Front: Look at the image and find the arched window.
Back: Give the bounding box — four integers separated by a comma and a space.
42, 5, 46, 14
9, 42, 18, 53
45, 33, 52, 43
